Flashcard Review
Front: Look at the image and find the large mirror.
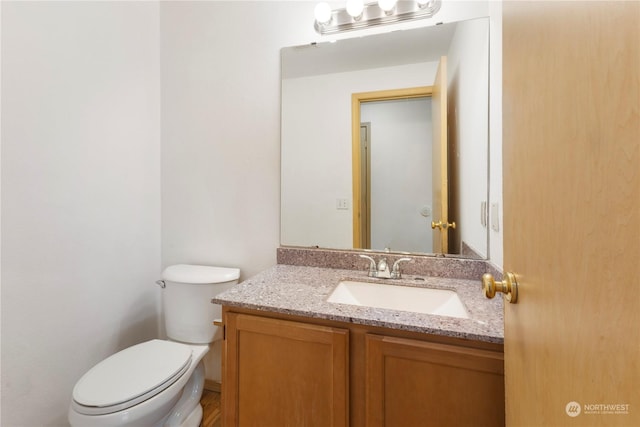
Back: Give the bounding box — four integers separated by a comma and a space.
281, 18, 489, 258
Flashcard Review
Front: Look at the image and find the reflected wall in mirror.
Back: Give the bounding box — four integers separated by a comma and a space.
281, 18, 489, 258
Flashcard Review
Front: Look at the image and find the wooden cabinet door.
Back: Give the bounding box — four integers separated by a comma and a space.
222, 313, 349, 427
365, 334, 504, 427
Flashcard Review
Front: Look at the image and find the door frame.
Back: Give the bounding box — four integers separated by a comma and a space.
351, 86, 432, 248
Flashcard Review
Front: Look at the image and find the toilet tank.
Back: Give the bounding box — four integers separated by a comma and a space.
161, 264, 240, 344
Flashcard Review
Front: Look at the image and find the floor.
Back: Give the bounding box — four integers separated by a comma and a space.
200, 390, 222, 427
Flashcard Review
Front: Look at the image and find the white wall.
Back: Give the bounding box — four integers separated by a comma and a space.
159, 1, 310, 279
1, 3, 161, 426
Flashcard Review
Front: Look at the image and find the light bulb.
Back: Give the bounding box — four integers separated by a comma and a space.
346, 0, 364, 20
314, 2, 332, 25
378, 0, 397, 14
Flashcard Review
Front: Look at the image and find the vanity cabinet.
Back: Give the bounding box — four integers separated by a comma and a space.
221, 308, 504, 427
365, 334, 504, 426
222, 312, 349, 427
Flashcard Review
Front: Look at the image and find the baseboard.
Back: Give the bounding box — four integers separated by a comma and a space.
204, 379, 221, 393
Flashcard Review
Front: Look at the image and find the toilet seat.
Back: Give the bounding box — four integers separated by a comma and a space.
71, 340, 192, 416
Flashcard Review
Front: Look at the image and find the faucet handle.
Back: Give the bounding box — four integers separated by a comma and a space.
359, 254, 377, 277
391, 257, 413, 279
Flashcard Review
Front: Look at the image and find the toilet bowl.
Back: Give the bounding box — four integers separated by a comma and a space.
68, 265, 239, 427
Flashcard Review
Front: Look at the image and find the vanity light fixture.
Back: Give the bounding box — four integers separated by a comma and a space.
313, 0, 441, 35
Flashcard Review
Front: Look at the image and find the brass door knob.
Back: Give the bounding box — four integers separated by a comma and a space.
431, 220, 456, 230
482, 272, 518, 303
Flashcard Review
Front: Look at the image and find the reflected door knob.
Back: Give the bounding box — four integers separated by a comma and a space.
482, 272, 518, 303
431, 220, 456, 230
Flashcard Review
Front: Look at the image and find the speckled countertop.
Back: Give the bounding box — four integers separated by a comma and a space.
212, 264, 504, 344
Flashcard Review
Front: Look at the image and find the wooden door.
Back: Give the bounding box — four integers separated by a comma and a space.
431, 56, 448, 252
222, 313, 349, 427
502, 2, 640, 426
365, 334, 504, 427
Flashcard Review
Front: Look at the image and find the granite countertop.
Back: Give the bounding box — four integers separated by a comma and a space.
212, 264, 504, 344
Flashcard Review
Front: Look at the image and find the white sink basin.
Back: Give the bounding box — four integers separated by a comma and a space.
327, 280, 469, 319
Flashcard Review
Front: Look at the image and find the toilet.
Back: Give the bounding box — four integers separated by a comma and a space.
68, 264, 239, 427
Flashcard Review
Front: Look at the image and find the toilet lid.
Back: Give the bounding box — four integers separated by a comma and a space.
72, 340, 192, 415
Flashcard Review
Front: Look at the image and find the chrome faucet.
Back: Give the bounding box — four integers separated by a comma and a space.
359, 254, 390, 278
360, 255, 411, 279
